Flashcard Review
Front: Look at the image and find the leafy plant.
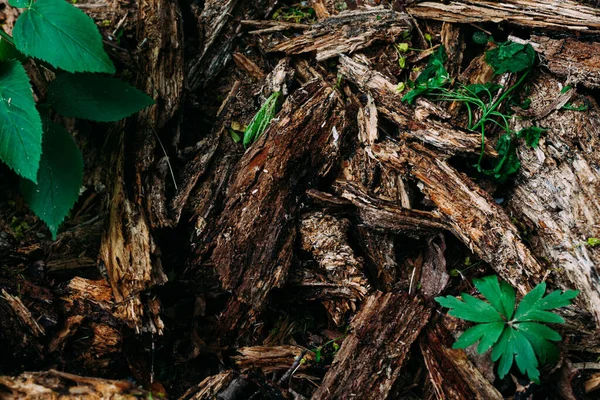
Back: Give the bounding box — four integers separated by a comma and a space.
402, 41, 540, 182
0, 0, 153, 238
243, 91, 282, 148
436, 275, 578, 383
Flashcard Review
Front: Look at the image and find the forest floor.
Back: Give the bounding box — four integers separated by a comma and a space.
2, 0, 600, 399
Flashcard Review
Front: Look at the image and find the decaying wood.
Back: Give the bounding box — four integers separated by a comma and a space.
419, 233, 450, 299
371, 140, 544, 294
356, 227, 398, 292
407, 0, 600, 32
179, 371, 235, 400
99, 0, 183, 334
208, 81, 346, 334
507, 73, 600, 323
268, 8, 411, 61
527, 35, 600, 89
333, 180, 449, 234
0, 370, 149, 399
313, 293, 430, 399
232, 345, 313, 374
1, 289, 45, 337
420, 324, 503, 400
296, 211, 370, 325
338, 55, 497, 156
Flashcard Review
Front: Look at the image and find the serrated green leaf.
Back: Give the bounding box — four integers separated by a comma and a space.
453, 321, 505, 353
21, 121, 83, 239
48, 74, 154, 122
517, 322, 561, 365
243, 91, 282, 148
8, 0, 31, 7
514, 282, 579, 323
435, 293, 503, 323
0, 60, 42, 182
0, 35, 24, 62
474, 275, 516, 319
491, 327, 515, 378
13, 0, 115, 73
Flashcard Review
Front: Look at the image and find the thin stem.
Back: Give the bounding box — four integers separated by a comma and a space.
0, 29, 14, 46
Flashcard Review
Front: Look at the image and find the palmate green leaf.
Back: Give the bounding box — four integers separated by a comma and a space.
516, 126, 545, 148
243, 91, 282, 148
21, 121, 83, 240
48, 74, 154, 122
513, 281, 579, 323
491, 328, 540, 383
0, 60, 42, 182
453, 321, 505, 353
13, 0, 115, 73
474, 275, 516, 319
516, 322, 561, 365
435, 293, 503, 323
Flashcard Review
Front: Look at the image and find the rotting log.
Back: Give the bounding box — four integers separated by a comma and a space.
208, 80, 347, 336
0, 370, 149, 399
407, 0, 600, 32
420, 324, 503, 400
232, 345, 314, 374
268, 7, 412, 61
312, 293, 430, 399
371, 140, 544, 294
506, 73, 600, 323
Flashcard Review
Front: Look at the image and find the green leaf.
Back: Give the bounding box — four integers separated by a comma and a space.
401, 45, 449, 104
243, 91, 282, 148
485, 41, 536, 75
8, 0, 31, 7
435, 293, 503, 323
483, 133, 520, 183
516, 322, 561, 365
21, 121, 83, 239
453, 322, 505, 353
13, 0, 115, 73
48, 74, 154, 122
474, 275, 516, 319
0, 60, 42, 182
516, 126, 545, 148
0, 35, 24, 62
513, 282, 579, 323
512, 329, 540, 384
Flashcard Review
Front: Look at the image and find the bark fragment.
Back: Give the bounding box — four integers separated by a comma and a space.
420, 324, 503, 400
407, 0, 600, 32
209, 81, 346, 334
312, 293, 431, 400
269, 8, 412, 61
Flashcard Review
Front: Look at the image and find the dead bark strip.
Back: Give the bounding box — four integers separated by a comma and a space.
179, 371, 235, 400
408, 0, 600, 32
312, 293, 430, 399
232, 345, 313, 374
208, 81, 346, 334
269, 8, 412, 61
371, 140, 544, 294
0, 370, 149, 399
420, 324, 503, 400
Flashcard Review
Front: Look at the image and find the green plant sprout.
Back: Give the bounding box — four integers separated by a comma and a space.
402, 41, 541, 182
436, 275, 578, 383
0, 0, 153, 239
243, 91, 282, 148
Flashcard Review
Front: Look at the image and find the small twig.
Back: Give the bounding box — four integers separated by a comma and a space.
278, 351, 307, 386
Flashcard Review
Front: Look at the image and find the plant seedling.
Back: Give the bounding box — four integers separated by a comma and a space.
243, 91, 282, 148
436, 275, 578, 383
